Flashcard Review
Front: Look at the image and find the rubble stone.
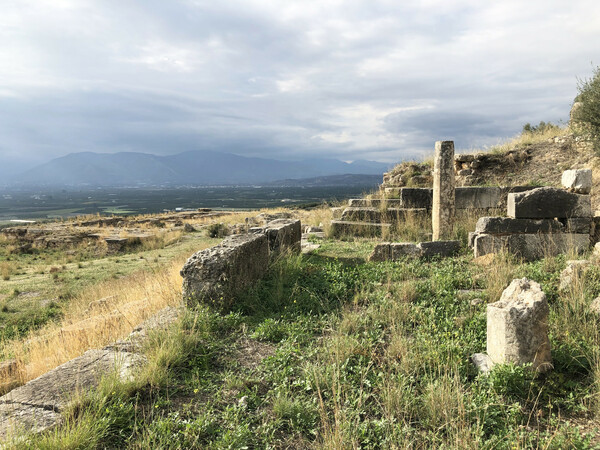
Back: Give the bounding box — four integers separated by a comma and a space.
487, 278, 552, 372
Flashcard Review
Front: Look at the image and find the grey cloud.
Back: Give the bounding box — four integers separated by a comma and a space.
0, 0, 598, 178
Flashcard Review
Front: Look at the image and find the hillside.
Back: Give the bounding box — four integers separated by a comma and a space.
383, 129, 600, 209
13, 150, 391, 187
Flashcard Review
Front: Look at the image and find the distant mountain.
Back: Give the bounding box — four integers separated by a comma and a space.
267, 174, 382, 187
13, 150, 390, 187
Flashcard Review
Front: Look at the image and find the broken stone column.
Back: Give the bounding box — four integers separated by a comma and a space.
432, 141, 455, 240
487, 278, 552, 372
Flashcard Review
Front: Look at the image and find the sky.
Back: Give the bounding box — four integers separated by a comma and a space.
1, 0, 600, 176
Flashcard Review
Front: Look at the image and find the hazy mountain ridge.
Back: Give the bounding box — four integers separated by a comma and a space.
13, 150, 390, 187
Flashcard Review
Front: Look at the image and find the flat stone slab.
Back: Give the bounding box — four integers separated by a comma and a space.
456, 187, 502, 209
507, 187, 591, 219
475, 217, 564, 234
474, 233, 589, 261
0, 349, 145, 440
368, 240, 460, 260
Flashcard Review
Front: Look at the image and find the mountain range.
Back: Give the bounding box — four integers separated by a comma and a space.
10, 150, 390, 187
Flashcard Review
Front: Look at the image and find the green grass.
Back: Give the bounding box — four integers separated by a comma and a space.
18, 240, 600, 448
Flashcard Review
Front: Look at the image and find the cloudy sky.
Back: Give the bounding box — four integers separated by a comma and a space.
1, 0, 599, 175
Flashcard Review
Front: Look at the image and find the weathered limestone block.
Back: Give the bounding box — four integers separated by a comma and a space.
330, 221, 390, 238
507, 187, 591, 219
340, 207, 382, 223
398, 188, 433, 209
432, 141, 455, 240
562, 169, 592, 194
391, 242, 422, 258
475, 217, 564, 234
385, 208, 429, 222
368, 243, 391, 262
455, 187, 502, 210
181, 234, 269, 309
560, 217, 592, 234
418, 240, 460, 257
0, 349, 144, 439
559, 260, 590, 292
471, 353, 494, 374
331, 207, 345, 219
264, 219, 301, 254
348, 198, 403, 208
487, 278, 552, 372
474, 233, 589, 261
590, 297, 600, 315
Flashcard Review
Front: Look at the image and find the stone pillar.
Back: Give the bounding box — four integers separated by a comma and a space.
432, 141, 455, 240
487, 278, 552, 372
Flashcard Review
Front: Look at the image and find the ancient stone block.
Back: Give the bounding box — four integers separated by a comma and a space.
418, 240, 460, 257
368, 243, 391, 262
0, 349, 145, 439
487, 278, 552, 372
264, 219, 301, 254
398, 188, 433, 209
475, 217, 564, 234
432, 141, 455, 240
560, 217, 591, 234
455, 187, 502, 210
340, 207, 382, 223
507, 187, 591, 219
181, 234, 269, 309
330, 220, 390, 238
385, 208, 429, 222
559, 260, 590, 292
474, 233, 589, 261
562, 169, 592, 194
390, 243, 421, 258
331, 207, 345, 219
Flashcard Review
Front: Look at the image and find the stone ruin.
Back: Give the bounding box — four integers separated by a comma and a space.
181, 219, 301, 309
0, 218, 302, 439
470, 169, 596, 260
472, 278, 552, 374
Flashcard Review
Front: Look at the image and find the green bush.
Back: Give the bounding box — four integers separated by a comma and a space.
521, 121, 560, 135
206, 222, 229, 238
572, 65, 600, 151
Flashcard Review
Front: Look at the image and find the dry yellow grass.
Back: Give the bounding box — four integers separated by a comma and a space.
0, 241, 213, 391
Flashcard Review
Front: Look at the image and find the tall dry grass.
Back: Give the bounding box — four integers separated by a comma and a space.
0, 241, 213, 391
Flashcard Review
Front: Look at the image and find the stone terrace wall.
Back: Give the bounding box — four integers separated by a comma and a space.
181, 234, 270, 310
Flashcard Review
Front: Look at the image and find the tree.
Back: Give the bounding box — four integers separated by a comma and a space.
572, 65, 600, 151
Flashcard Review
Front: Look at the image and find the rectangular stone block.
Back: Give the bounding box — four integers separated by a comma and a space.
475, 217, 564, 234
507, 187, 591, 219
474, 233, 589, 261
340, 207, 382, 223
330, 220, 390, 238
487, 278, 552, 372
560, 217, 591, 234
398, 188, 433, 209
390, 242, 421, 258
264, 219, 301, 254
181, 234, 269, 309
348, 198, 403, 208
385, 208, 429, 222
368, 243, 390, 262
562, 169, 592, 194
418, 240, 460, 257
455, 187, 502, 209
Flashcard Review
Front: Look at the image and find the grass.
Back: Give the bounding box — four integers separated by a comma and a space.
11, 233, 600, 447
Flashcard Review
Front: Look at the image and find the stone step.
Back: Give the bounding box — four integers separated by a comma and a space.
348, 198, 403, 207
340, 207, 429, 223
330, 220, 391, 238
